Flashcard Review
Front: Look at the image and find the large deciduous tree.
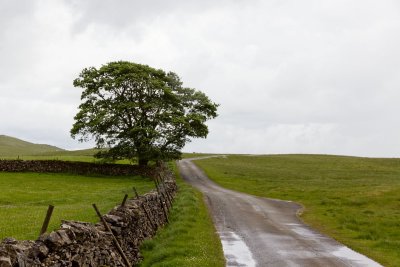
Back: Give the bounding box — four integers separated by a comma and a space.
71, 61, 218, 166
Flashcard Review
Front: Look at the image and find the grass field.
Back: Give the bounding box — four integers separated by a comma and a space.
194, 154, 400, 267
0, 172, 154, 240
0, 135, 63, 157
2, 151, 139, 165
0, 140, 225, 266
0, 134, 225, 264
139, 164, 225, 267
1, 155, 99, 162
182, 153, 219, 159
0, 134, 103, 162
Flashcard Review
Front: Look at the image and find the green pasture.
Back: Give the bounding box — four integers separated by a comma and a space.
0, 135, 225, 264
181, 153, 219, 159
1, 153, 131, 165
139, 163, 225, 267
0, 172, 154, 240
1, 155, 98, 162
0, 135, 63, 157
194, 154, 400, 267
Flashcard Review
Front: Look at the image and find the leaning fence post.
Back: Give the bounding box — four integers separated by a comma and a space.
154, 180, 170, 211
121, 194, 128, 207
133, 187, 139, 199
153, 179, 160, 194
157, 175, 172, 208
154, 177, 160, 188
140, 203, 156, 230
154, 177, 170, 223
158, 195, 169, 223
92, 204, 131, 267
158, 174, 173, 207
39, 205, 54, 237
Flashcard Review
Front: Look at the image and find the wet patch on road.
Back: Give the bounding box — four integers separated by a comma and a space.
332, 247, 383, 267
219, 231, 256, 267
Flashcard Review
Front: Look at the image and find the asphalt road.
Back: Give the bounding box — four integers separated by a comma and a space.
177, 158, 383, 267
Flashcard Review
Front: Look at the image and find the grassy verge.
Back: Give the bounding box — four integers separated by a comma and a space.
193, 154, 400, 267
138, 164, 225, 267
0, 172, 154, 240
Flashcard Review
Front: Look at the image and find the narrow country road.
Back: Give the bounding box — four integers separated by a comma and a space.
177, 158, 383, 267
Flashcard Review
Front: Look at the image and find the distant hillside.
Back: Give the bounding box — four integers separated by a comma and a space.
0, 135, 65, 157
38, 148, 101, 157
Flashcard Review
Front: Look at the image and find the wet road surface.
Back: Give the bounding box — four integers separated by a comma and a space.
177, 158, 383, 267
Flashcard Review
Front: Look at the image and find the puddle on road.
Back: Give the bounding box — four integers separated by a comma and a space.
286, 223, 323, 239
332, 247, 383, 267
219, 231, 256, 267
286, 223, 382, 266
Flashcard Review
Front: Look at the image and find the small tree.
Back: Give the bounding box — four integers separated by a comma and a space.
71, 61, 218, 166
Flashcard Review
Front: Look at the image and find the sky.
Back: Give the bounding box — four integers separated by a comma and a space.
1, 0, 400, 157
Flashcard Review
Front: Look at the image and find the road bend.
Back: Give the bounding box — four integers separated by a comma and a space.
177, 158, 383, 267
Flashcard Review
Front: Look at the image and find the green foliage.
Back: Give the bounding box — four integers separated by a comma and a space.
0, 172, 153, 240
71, 61, 218, 165
194, 154, 400, 267
139, 164, 225, 267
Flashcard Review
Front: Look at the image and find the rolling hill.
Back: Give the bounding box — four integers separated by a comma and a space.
0, 135, 64, 157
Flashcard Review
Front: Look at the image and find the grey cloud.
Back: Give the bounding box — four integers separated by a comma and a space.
0, 0, 35, 29
1, 0, 400, 156
65, 0, 232, 34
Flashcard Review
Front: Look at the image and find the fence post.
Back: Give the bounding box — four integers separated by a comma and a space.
154, 180, 170, 211
140, 203, 156, 230
92, 204, 131, 267
39, 205, 55, 237
121, 194, 128, 207
158, 195, 169, 223
158, 175, 173, 207
133, 187, 139, 199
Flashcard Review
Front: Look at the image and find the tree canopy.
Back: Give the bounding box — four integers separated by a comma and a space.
71, 61, 218, 165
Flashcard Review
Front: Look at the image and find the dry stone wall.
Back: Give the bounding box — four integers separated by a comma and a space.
0, 162, 177, 267
0, 160, 154, 177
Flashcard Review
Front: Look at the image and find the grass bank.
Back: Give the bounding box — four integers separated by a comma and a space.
0, 172, 154, 240
139, 164, 225, 267
194, 154, 400, 267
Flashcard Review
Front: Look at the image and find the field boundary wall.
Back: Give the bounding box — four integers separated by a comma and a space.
0, 160, 154, 177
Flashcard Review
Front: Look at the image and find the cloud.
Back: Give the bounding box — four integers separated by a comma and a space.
1, 0, 400, 156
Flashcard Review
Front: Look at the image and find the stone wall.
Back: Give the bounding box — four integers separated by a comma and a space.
0, 160, 155, 177
0, 164, 177, 267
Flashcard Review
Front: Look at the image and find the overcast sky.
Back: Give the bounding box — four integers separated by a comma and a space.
1, 0, 400, 157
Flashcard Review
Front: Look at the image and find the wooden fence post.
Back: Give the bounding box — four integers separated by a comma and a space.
158, 195, 169, 223
158, 175, 173, 207
121, 194, 128, 207
92, 204, 131, 267
140, 203, 156, 230
154, 180, 170, 211
39, 205, 54, 237
133, 187, 139, 199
